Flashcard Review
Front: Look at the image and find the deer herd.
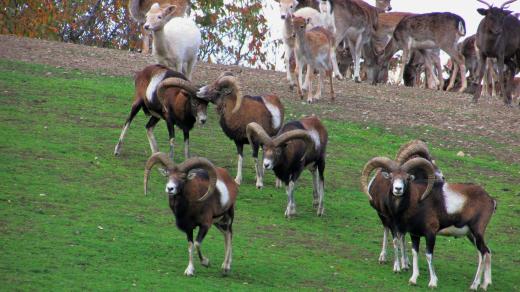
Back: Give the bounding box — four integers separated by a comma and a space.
116, 0, 505, 289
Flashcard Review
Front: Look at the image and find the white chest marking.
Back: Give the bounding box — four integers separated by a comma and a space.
435, 169, 444, 181
443, 184, 466, 215
308, 129, 321, 150
216, 180, 229, 207
262, 98, 281, 130
438, 225, 469, 237
146, 71, 167, 103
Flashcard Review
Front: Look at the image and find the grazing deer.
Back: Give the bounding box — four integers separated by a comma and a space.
383, 12, 467, 92
371, 11, 415, 84
404, 49, 443, 90
371, 11, 444, 88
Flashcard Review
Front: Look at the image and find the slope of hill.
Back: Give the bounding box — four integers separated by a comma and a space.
1, 35, 518, 164
0, 35, 519, 290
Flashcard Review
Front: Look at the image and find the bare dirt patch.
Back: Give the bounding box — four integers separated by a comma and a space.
1, 34, 518, 164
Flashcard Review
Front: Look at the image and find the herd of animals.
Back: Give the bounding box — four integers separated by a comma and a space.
112, 0, 501, 290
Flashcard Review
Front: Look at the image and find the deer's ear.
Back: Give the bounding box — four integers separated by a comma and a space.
165, 5, 177, 16
477, 8, 488, 16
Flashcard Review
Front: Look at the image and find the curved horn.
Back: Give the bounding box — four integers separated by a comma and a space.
501, 0, 517, 8
360, 157, 399, 200
273, 129, 315, 160
477, 0, 492, 7
176, 157, 218, 202
157, 77, 198, 104
144, 152, 175, 196
401, 157, 436, 201
217, 75, 243, 114
395, 140, 431, 165
246, 122, 273, 147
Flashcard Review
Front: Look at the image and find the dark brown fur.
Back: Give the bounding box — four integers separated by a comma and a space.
473, 5, 520, 105
268, 116, 328, 184
159, 163, 237, 275
217, 94, 283, 145
366, 142, 442, 271
169, 167, 237, 234
114, 64, 208, 159
198, 74, 284, 186
380, 168, 495, 289
260, 116, 328, 217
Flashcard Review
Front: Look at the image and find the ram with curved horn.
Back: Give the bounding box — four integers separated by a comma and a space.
247, 115, 328, 218
197, 72, 285, 188
361, 153, 496, 290
395, 140, 445, 182
144, 152, 238, 276
359, 140, 442, 272
114, 64, 210, 161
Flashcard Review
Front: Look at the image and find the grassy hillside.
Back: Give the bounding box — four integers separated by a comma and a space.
1, 59, 519, 291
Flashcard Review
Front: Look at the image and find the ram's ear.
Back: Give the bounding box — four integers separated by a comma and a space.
477, 8, 488, 16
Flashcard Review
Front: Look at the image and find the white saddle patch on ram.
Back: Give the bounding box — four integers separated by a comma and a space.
146, 70, 167, 103
443, 183, 466, 215
438, 225, 469, 237
262, 97, 281, 129
216, 179, 229, 207
308, 129, 321, 150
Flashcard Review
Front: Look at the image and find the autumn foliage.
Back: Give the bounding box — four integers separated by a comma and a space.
0, 0, 274, 68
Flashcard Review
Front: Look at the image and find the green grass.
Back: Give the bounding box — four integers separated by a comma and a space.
1, 59, 519, 291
